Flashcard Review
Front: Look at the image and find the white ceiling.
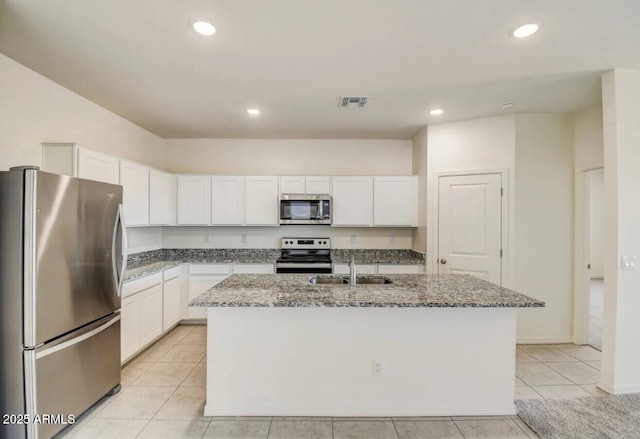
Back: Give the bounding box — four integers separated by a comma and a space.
1, 0, 639, 139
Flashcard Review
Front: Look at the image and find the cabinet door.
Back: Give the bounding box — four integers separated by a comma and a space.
305, 176, 331, 194
120, 160, 150, 226
140, 284, 163, 346
76, 148, 120, 185
212, 176, 244, 225
163, 277, 181, 330
188, 275, 229, 319
245, 176, 279, 225
150, 170, 176, 225
279, 176, 306, 194
373, 176, 418, 226
177, 175, 211, 225
121, 295, 141, 363
331, 177, 374, 226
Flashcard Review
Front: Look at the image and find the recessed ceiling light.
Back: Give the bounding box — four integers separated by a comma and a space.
511, 22, 541, 38
501, 101, 516, 110
247, 108, 261, 116
193, 21, 216, 36
430, 109, 444, 116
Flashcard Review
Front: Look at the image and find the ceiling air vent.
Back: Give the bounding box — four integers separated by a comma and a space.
339, 96, 369, 108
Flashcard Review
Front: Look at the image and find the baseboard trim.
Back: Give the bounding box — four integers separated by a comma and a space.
516, 336, 573, 344
597, 383, 640, 395
204, 402, 517, 417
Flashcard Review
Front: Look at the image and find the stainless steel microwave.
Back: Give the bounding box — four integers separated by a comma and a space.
279, 194, 331, 225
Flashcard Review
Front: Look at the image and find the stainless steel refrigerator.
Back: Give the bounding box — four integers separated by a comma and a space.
0, 167, 126, 439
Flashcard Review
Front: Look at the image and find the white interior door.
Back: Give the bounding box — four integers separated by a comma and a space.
438, 173, 502, 284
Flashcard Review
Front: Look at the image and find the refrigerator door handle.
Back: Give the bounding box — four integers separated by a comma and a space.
35, 314, 121, 360
112, 204, 128, 296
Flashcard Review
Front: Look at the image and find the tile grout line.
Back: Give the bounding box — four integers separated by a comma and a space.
266, 417, 273, 439
451, 418, 467, 439
391, 418, 400, 439
513, 417, 538, 438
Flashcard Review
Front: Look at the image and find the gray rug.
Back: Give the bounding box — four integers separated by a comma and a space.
517, 394, 640, 439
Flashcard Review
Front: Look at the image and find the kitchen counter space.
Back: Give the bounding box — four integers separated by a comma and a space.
190, 274, 544, 308
123, 248, 281, 282
123, 248, 425, 282
199, 273, 544, 417
331, 249, 425, 265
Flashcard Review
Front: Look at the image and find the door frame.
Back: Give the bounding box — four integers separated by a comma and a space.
431, 168, 510, 287
573, 162, 604, 345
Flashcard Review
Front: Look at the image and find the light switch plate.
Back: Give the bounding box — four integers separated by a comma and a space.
621, 255, 637, 271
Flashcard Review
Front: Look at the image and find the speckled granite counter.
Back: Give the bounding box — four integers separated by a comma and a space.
331, 249, 425, 265
123, 248, 281, 282
124, 248, 425, 282
190, 274, 544, 308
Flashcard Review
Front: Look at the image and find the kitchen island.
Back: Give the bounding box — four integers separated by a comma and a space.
191, 274, 543, 417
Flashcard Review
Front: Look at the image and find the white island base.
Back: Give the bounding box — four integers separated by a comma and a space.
204, 306, 517, 417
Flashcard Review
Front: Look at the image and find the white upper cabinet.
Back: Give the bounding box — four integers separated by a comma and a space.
305, 176, 331, 194
279, 176, 306, 194
373, 176, 418, 226
279, 176, 331, 194
77, 147, 120, 185
212, 176, 245, 225
177, 175, 211, 225
149, 169, 176, 225
245, 176, 279, 225
331, 176, 374, 226
119, 160, 150, 226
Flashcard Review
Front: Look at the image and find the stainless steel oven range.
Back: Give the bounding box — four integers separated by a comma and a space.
275, 238, 332, 274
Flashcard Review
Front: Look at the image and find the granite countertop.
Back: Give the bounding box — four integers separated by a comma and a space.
190, 274, 544, 308
331, 249, 425, 265
123, 248, 426, 282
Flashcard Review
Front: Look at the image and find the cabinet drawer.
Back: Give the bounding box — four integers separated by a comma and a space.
122, 272, 163, 298
377, 264, 423, 274
333, 264, 377, 275
189, 264, 232, 275
233, 264, 274, 274
163, 266, 181, 281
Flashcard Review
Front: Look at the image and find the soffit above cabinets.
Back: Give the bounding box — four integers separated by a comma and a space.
1, 0, 638, 139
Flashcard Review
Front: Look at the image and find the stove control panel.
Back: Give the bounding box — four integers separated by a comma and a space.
281, 238, 331, 249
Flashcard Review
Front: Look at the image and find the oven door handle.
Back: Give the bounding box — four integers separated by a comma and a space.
276, 263, 333, 269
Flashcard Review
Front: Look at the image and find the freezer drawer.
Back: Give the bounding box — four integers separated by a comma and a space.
25, 314, 121, 439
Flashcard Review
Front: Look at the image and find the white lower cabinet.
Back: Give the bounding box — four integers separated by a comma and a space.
121, 269, 182, 364
120, 294, 142, 362
162, 276, 181, 330
333, 264, 377, 275
188, 264, 232, 319
139, 284, 163, 346
333, 263, 423, 275
377, 264, 424, 274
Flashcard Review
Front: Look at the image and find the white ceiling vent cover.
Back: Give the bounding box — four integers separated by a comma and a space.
339, 96, 369, 108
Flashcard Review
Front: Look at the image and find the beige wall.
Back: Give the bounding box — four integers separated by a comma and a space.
514, 114, 574, 343
0, 54, 164, 171
601, 69, 640, 394
411, 126, 428, 253
574, 105, 604, 165
162, 139, 412, 175
426, 114, 575, 343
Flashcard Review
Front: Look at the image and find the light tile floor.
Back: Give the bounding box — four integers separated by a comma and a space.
589, 278, 604, 351
55, 324, 607, 439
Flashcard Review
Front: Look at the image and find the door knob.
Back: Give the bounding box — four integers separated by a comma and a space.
440, 259, 447, 265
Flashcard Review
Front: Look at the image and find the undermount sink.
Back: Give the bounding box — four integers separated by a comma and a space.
308, 276, 393, 285
309, 276, 348, 285
355, 276, 393, 285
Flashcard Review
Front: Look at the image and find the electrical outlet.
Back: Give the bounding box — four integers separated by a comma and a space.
372, 359, 384, 376
621, 255, 637, 271
203, 233, 210, 244
350, 234, 357, 245
389, 235, 396, 245
241, 234, 248, 244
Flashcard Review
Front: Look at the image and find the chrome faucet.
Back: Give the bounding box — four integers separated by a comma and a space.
349, 255, 357, 286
